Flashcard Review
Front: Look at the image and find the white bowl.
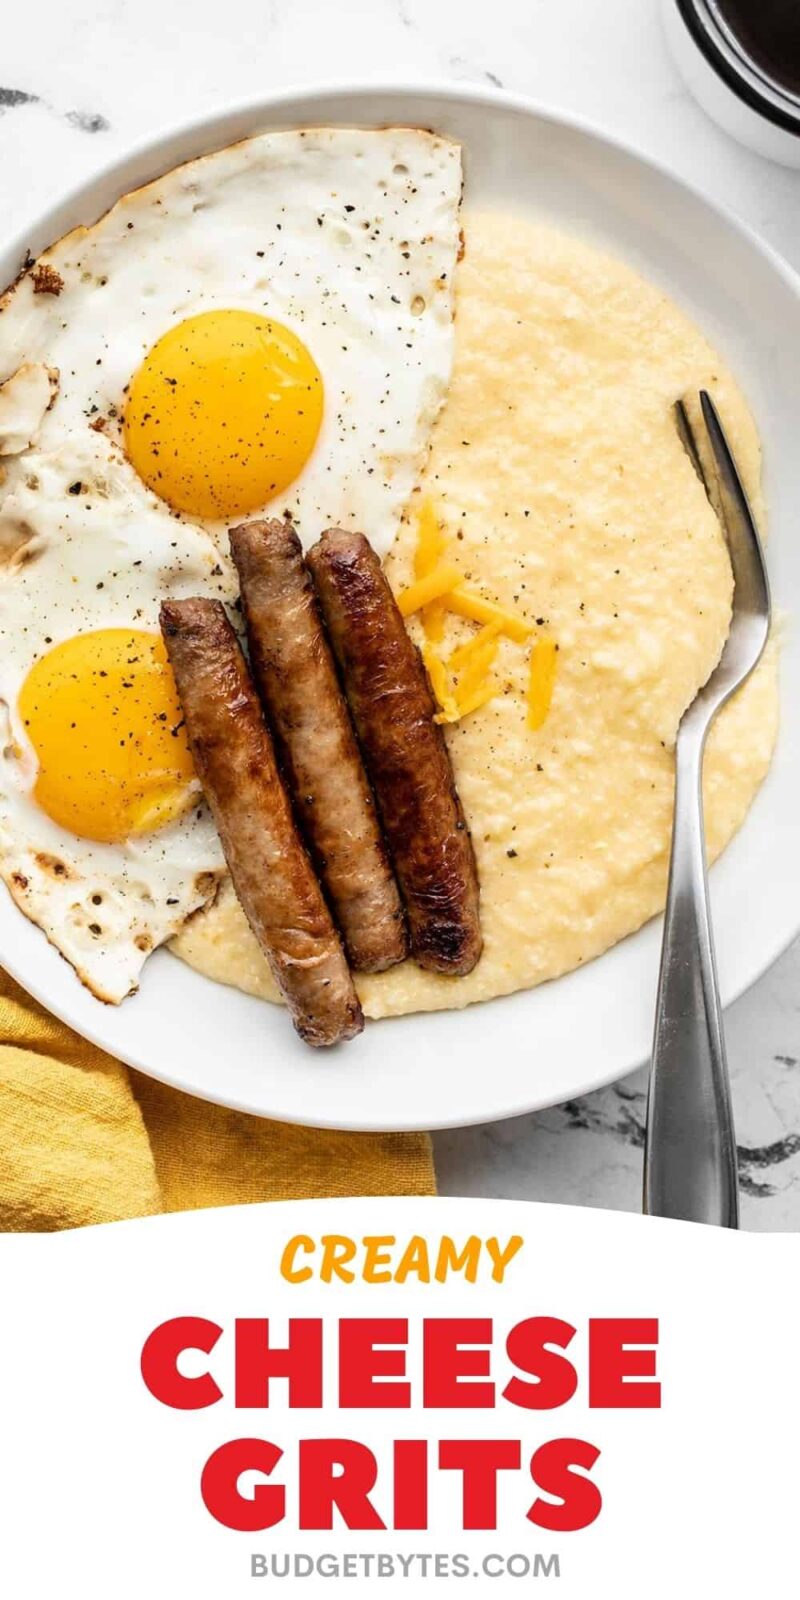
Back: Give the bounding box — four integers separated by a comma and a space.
1, 83, 798, 1131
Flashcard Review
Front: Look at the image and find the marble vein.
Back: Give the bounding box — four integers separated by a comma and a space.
0, 84, 109, 131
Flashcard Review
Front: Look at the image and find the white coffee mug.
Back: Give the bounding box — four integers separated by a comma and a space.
662, 0, 800, 167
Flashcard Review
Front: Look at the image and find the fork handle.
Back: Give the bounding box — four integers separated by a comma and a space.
643, 726, 740, 1227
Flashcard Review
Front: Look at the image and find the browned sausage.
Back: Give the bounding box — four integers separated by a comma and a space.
159, 597, 363, 1047
306, 530, 482, 976
229, 518, 407, 973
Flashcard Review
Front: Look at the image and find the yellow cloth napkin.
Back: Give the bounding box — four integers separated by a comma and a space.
0, 970, 434, 1231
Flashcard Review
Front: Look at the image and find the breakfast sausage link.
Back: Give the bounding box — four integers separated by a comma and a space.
229, 518, 407, 973
306, 530, 482, 976
159, 597, 363, 1047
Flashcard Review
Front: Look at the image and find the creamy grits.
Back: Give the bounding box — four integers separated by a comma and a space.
171, 210, 779, 1017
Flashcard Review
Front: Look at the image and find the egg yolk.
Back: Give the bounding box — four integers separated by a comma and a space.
124, 309, 324, 519
18, 630, 196, 844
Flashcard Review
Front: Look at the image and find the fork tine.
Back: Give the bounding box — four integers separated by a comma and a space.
698, 389, 771, 619
674, 390, 771, 626
673, 396, 705, 487
674, 392, 726, 525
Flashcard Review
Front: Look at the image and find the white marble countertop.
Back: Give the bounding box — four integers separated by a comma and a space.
2, 0, 798, 1227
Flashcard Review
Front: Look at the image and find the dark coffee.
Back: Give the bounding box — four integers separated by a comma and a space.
713, 0, 800, 97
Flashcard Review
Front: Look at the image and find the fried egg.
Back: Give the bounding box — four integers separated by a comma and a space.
0, 128, 462, 999
0, 431, 231, 1000
0, 127, 462, 555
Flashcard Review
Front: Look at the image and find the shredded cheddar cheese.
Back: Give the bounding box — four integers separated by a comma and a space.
527, 636, 558, 730
422, 643, 460, 724
397, 563, 463, 617
413, 499, 446, 579
448, 622, 502, 690
450, 677, 500, 721
423, 602, 446, 643
443, 588, 533, 643
407, 502, 544, 727
413, 500, 448, 642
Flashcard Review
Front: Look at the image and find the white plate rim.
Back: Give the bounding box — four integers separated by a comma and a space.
0, 77, 797, 1132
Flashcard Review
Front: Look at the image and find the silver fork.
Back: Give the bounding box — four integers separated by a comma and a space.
643, 390, 771, 1227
